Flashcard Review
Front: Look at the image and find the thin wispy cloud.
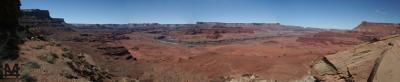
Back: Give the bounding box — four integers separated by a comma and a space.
375, 9, 388, 15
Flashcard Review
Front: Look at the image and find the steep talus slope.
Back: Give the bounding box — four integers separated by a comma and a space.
312, 35, 400, 82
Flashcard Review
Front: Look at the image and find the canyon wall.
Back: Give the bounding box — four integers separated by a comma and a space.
19, 9, 66, 27
354, 21, 400, 36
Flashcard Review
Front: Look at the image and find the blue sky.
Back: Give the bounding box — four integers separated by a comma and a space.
21, 0, 400, 29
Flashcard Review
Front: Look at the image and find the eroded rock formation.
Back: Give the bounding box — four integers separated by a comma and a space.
63, 53, 113, 81
354, 21, 400, 37
312, 35, 400, 82
19, 9, 66, 27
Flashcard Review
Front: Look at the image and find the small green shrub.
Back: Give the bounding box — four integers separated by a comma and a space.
24, 62, 41, 69
38, 52, 59, 64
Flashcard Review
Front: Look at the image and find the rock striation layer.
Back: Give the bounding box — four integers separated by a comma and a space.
312, 35, 400, 82
354, 21, 400, 37
19, 9, 66, 27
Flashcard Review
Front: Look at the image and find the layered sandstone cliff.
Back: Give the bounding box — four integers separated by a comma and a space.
19, 9, 66, 27
312, 35, 400, 82
353, 21, 400, 36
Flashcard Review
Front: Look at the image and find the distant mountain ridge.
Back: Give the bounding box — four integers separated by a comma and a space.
19, 9, 66, 27
353, 21, 400, 36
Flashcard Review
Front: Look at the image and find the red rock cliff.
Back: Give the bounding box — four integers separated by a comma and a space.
353, 21, 400, 36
